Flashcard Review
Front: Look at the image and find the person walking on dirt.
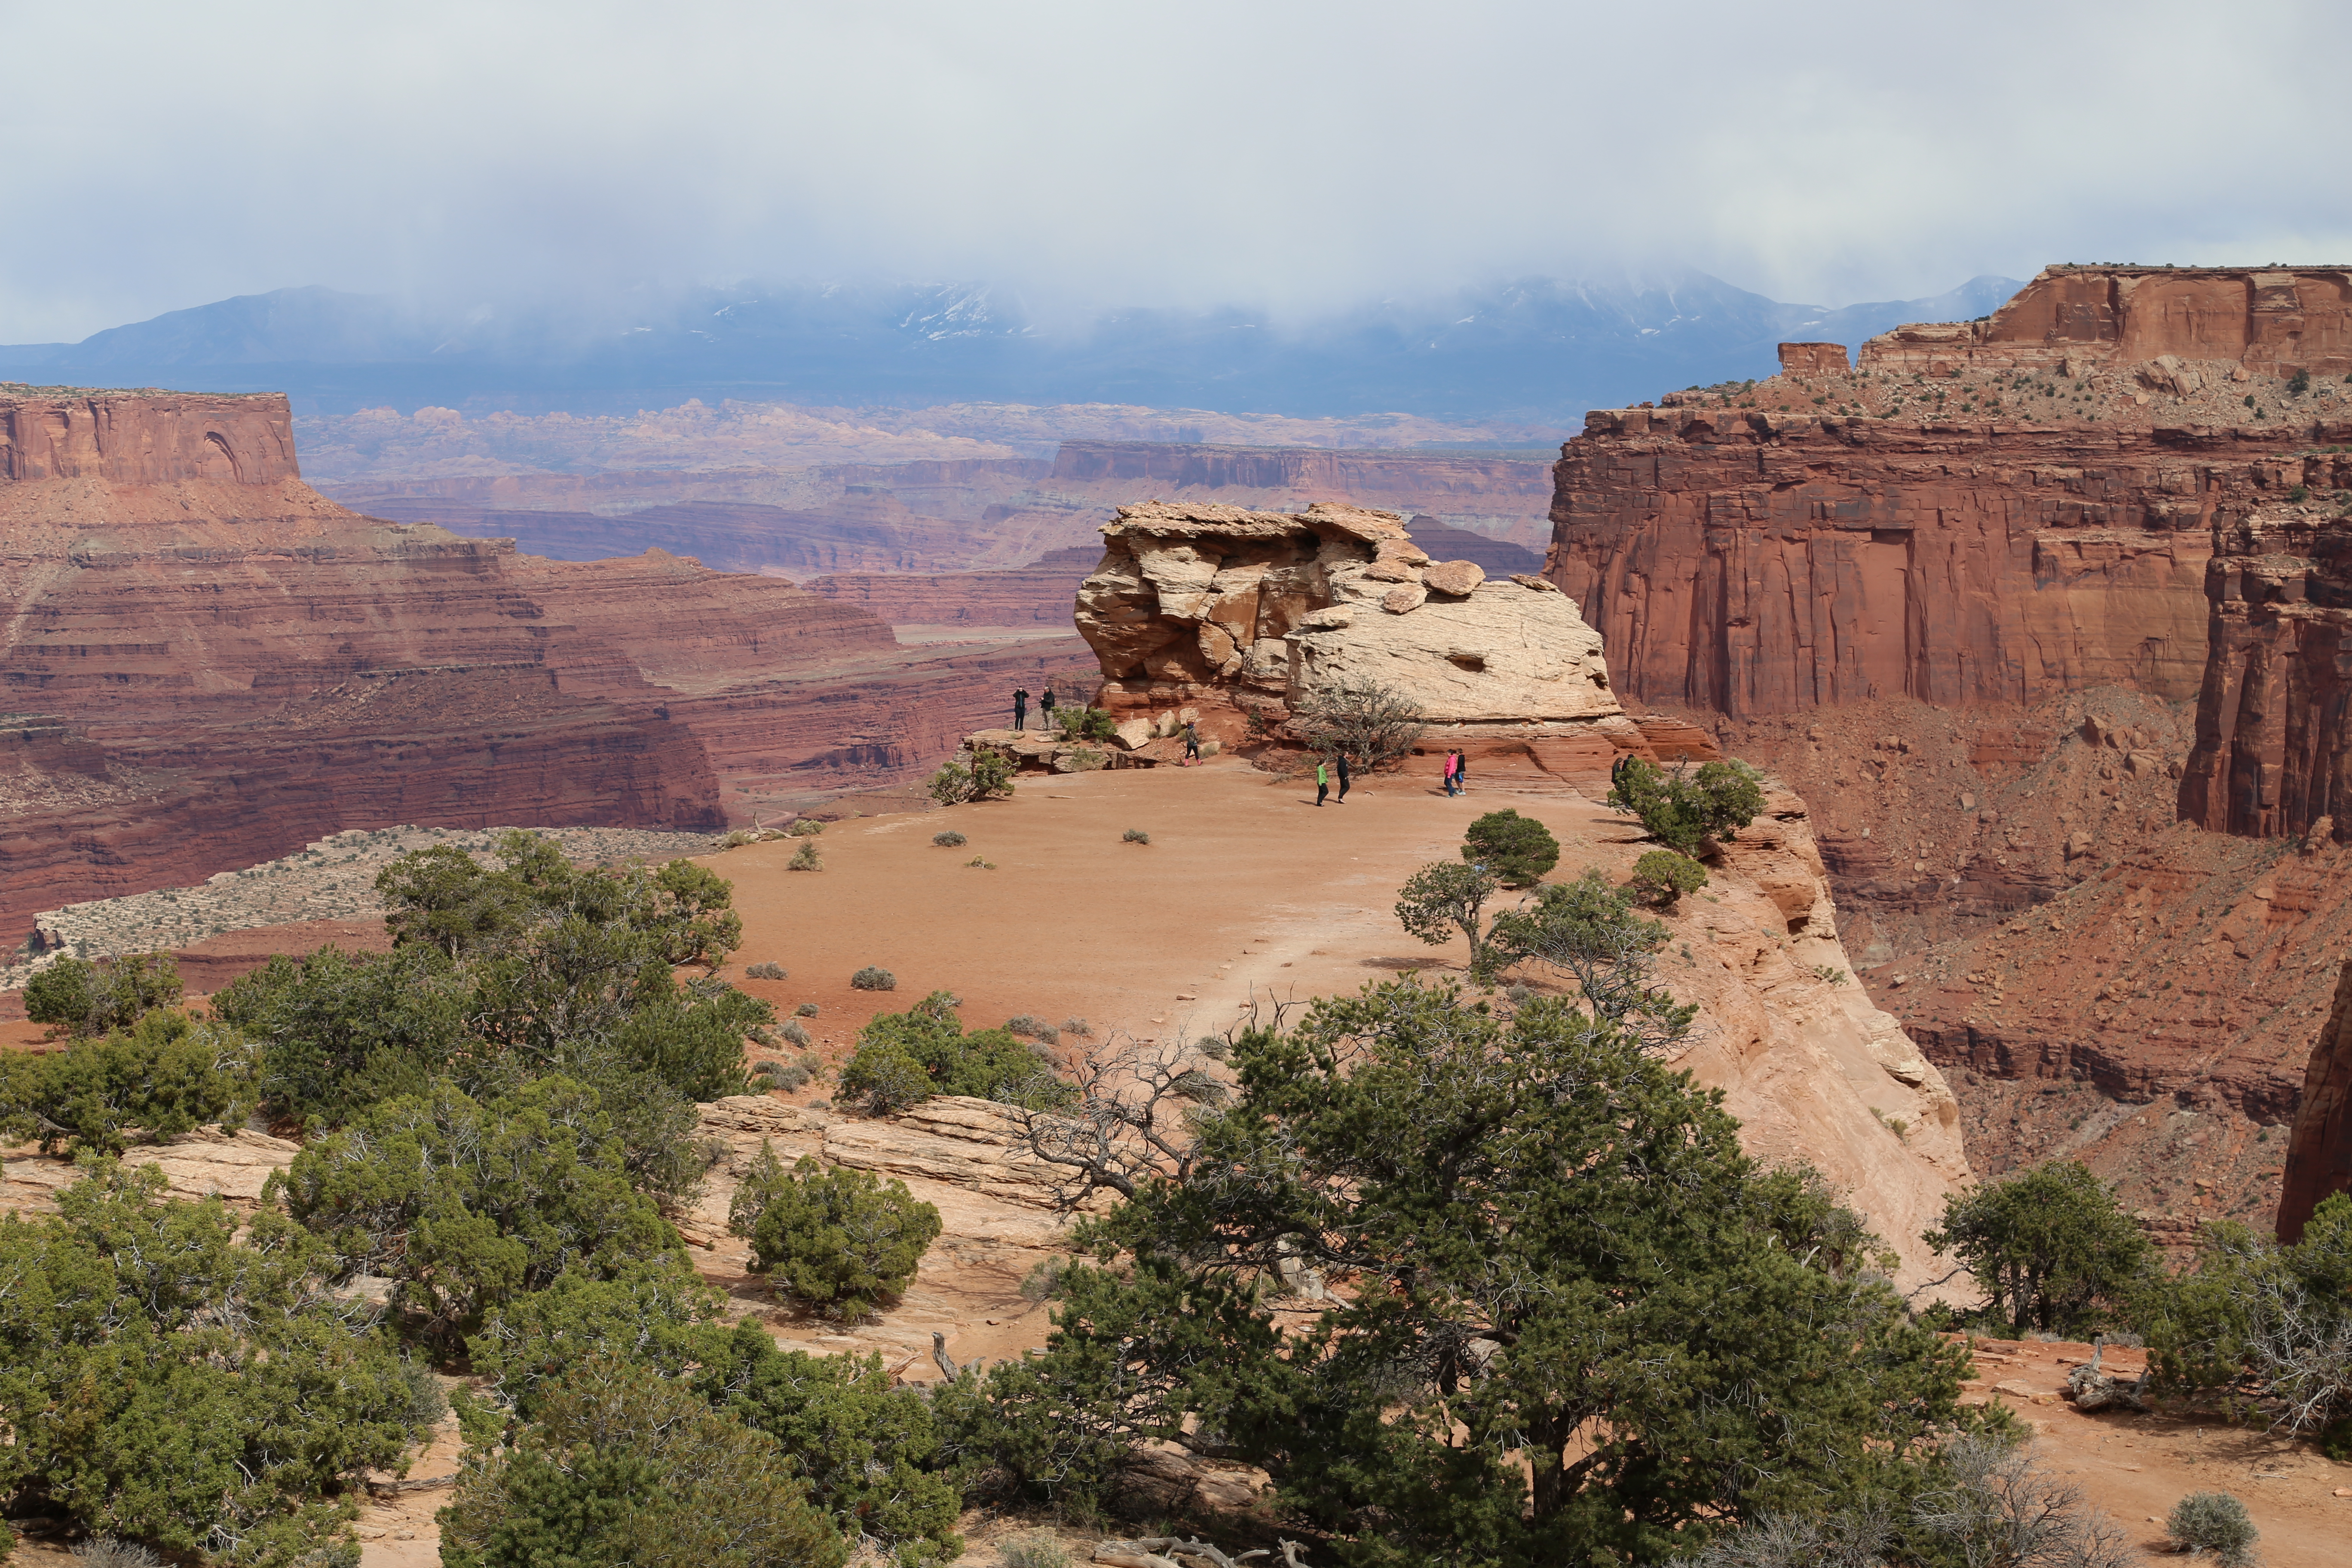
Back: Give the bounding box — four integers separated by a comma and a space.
1453, 750, 1468, 795
1335, 750, 1351, 802
1442, 751, 1459, 796
1012, 687, 1029, 732
1041, 687, 1057, 729
1315, 758, 1330, 806
1183, 721, 1201, 765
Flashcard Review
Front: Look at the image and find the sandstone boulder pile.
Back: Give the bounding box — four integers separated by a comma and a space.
1075, 500, 1632, 762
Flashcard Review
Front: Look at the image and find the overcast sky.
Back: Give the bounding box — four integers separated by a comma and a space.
4, 0, 2348, 342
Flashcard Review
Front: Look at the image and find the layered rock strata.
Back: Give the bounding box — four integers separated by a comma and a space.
2177, 501, 2352, 843
2277, 960, 2352, 1242
0, 387, 1092, 940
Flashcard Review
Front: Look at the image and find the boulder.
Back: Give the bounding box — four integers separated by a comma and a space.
1287, 582, 1621, 723
1113, 718, 1158, 750
1422, 559, 1485, 597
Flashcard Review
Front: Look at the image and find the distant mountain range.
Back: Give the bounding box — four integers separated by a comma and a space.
0, 273, 2024, 423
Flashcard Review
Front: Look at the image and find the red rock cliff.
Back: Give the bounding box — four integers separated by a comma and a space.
0, 386, 1063, 940
2278, 958, 2352, 1242
2177, 499, 2352, 842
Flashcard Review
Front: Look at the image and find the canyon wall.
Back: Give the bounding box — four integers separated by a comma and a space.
1863, 266, 2352, 379
1549, 410, 2330, 720
0, 387, 1095, 940
2278, 960, 2352, 1243
2177, 500, 2352, 843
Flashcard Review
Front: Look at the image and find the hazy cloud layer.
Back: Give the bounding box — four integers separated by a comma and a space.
4, 0, 2347, 341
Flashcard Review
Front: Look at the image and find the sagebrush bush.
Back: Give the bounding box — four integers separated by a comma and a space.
780, 1020, 813, 1049
743, 962, 787, 980
998, 1531, 1072, 1568
851, 966, 896, 992
932, 830, 967, 848
727, 1143, 942, 1318
2167, 1491, 2257, 1564
1123, 828, 1151, 845
787, 818, 825, 837
1004, 1014, 1049, 1038
71, 1540, 166, 1568
1061, 1016, 1092, 1038
787, 841, 823, 872
795, 1001, 820, 1017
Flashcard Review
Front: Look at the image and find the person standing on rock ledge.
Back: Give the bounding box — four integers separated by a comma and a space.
1012, 686, 1029, 732
1316, 758, 1330, 806
1040, 687, 1057, 729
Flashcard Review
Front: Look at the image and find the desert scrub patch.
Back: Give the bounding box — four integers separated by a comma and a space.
932, 830, 967, 848
794, 1001, 820, 1017
1122, 828, 1151, 845
743, 962, 787, 980
786, 841, 823, 872
850, 966, 896, 992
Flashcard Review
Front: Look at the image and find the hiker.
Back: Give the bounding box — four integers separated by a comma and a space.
1335, 750, 1351, 801
1041, 687, 1057, 727
1183, 720, 1201, 765
1442, 751, 1460, 796
1315, 757, 1330, 806
1012, 686, 1029, 732
1454, 750, 1468, 795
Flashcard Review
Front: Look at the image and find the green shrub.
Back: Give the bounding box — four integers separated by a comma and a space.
780, 1020, 813, 1049
23, 952, 183, 1038
686, 1320, 962, 1561
928, 750, 1016, 806
0, 1160, 431, 1565
1053, 707, 1120, 743
1924, 1161, 2151, 1336
1630, 849, 1708, 906
466, 1259, 724, 1419
1122, 828, 1151, 845
787, 841, 823, 872
280, 1077, 691, 1346
211, 943, 472, 1131
1606, 757, 1767, 856
839, 992, 1070, 1114
743, 962, 787, 979
795, 1001, 820, 1017
728, 1144, 942, 1319
1394, 861, 1504, 977
932, 830, 967, 847
0, 1008, 255, 1155
1004, 1014, 1049, 1037
2166, 1491, 2257, 1564
438, 1359, 845, 1568
788, 818, 826, 837
851, 965, 896, 992
2288, 368, 2312, 397
1461, 808, 1560, 886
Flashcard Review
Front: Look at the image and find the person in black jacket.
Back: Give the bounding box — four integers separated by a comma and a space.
1335, 750, 1351, 801
1040, 687, 1057, 729
1012, 687, 1029, 731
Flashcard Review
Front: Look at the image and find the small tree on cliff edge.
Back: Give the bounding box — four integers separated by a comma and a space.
1608, 756, 1767, 857
1290, 679, 1425, 771
1924, 1161, 2151, 1336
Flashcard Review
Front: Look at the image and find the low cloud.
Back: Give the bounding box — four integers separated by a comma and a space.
3, 0, 2346, 341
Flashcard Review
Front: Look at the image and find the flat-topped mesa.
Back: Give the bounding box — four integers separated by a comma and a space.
2177, 493, 2352, 844
1076, 500, 1634, 756
1860, 265, 2352, 380
1, 387, 300, 485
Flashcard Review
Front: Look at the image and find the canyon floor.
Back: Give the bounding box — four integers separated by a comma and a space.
7, 761, 2347, 1562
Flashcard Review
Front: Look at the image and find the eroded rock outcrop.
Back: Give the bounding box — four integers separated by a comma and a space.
2278, 959, 2352, 1242
1077, 501, 1630, 764
2177, 501, 2352, 842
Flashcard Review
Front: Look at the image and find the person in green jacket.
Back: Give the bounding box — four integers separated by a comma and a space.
1315, 758, 1329, 806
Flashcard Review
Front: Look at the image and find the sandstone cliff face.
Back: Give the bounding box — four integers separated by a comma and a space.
1862, 266, 2352, 378
2177, 501, 2352, 842
1078, 500, 1620, 734
2277, 959, 2352, 1242
1547, 410, 2319, 719
0, 388, 1093, 939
